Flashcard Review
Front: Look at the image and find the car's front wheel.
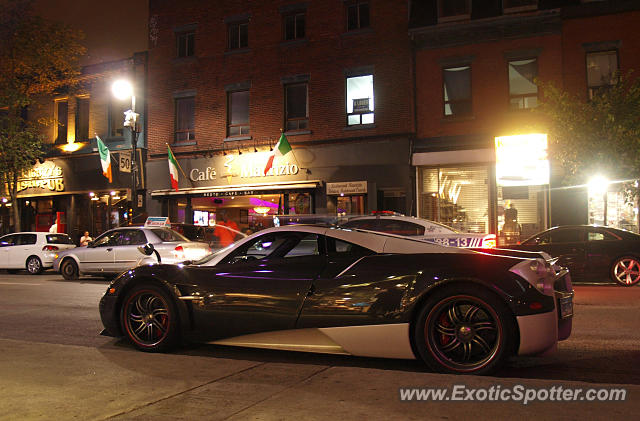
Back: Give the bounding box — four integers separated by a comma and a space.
26, 256, 43, 275
611, 256, 640, 286
61, 259, 79, 280
120, 284, 180, 352
413, 285, 515, 375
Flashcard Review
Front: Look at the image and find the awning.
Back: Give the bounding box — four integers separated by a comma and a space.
151, 180, 323, 197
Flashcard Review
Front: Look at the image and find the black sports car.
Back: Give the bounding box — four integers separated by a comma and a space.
99, 225, 573, 375
510, 225, 640, 286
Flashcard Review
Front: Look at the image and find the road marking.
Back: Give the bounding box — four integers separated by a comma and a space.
0, 282, 42, 286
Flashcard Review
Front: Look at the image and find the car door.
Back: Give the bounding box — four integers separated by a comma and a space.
0, 234, 16, 268
585, 227, 623, 281
11, 234, 38, 268
520, 227, 587, 279
112, 229, 149, 272
190, 231, 327, 339
81, 230, 119, 273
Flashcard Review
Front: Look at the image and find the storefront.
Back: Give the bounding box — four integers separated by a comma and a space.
9, 154, 143, 242
413, 133, 551, 246
147, 138, 412, 231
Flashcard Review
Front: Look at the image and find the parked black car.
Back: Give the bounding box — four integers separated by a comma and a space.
510, 225, 640, 286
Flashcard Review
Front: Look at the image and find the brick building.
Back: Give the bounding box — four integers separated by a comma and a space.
145, 0, 414, 231
409, 0, 640, 244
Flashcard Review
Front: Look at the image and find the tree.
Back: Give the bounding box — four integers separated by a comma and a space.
0, 0, 85, 230
536, 72, 640, 202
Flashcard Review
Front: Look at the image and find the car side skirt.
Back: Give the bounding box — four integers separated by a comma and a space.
516, 311, 558, 356
208, 323, 416, 359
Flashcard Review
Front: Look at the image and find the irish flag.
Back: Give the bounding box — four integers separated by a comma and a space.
167, 144, 179, 191
264, 132, 292, 175
96, 135, 112, 183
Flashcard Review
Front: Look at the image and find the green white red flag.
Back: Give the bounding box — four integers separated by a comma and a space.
96, 135, 112, 183
264, 132, 292, 175
167, 144, 179, 191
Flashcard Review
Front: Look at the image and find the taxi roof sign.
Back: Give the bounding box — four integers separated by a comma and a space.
144, 217, 171, 227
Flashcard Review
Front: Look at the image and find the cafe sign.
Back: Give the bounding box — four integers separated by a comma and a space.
189, 152, 299, 183
17, 162, 65, 192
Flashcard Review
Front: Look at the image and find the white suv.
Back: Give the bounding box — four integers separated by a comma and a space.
0, 232, 76, 274
340, 214, 496, 248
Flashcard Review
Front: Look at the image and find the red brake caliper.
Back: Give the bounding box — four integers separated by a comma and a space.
439, 313, 451, 345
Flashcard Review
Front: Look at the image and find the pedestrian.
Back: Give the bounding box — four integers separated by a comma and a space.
80, 231, 93, 246
49, 221, 58, 233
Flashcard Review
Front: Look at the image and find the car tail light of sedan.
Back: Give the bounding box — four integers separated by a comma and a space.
481, 234, 497, 249
173, 245, 185, 260
42, 245, 59, 251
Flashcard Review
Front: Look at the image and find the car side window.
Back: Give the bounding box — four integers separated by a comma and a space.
326, 237, 374, 259
93, 231, 118, 247
377, 220, 425, 236
0, 235, 15, 246
116, 230, 148, 246
588, 230, 617, 241
284, 234, 319, 258
548, 229, 582, 243
342, 219, 379, 231
20, 234, 37, 245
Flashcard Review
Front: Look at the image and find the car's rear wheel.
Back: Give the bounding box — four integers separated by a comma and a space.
61, 259, 79, 280
120, 283, 180, 352
26, 256, 43, 275
413, 285, 515, 375
610, 256, 640, 286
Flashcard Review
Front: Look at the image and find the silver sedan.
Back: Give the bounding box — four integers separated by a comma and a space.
53, 226, 211, 279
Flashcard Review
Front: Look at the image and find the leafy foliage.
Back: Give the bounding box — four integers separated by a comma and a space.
536, 72, 640, 200
0, 0, 85, 229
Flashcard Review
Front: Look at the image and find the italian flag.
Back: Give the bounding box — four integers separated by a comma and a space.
264, 132, 292, 175
96, 135, 112, 183
167, 144, 179, 191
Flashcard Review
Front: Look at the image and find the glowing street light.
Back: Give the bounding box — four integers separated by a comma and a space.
111, 78, 139, 224
588, 175, 609, 225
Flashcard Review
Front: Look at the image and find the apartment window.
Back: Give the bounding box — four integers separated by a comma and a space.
109, 97, 129, 137
587, 50, 618, 99
227, 90, 250, 136
55, 100, 68, 144
75, 97, 90, 141
175, 97, 195, 142
438, 0, 470, 21
443, 66, 471, 117
346, 1, 369, 31
285, 83, 308, 131
228, 21, 248, 50
509, 58, 538, 109
176, 31, 194, 57
346, 74, 374, 126
284, 12, 305, 40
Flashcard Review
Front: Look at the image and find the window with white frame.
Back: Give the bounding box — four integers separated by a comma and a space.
443, 65, 471, 117
285, 83, 308, 131
284, 11, 305, 40
174, 97, 195, 142
228, 90, 250, 136
509, 58, 538, 109
228, 21, 248, 50
176, 31, 194, 58
587, 50, 618, 99
346, 74, 374, 126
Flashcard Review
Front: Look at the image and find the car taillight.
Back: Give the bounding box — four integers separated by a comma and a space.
174, 245, 185, 260
42, 245, 59, 251
481, 234, 496, 249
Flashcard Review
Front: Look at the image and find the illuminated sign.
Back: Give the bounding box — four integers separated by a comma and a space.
189, 152, 299, 183
326, 181, 368, 195
17, 162, 65, 192
495, 134, 549, 186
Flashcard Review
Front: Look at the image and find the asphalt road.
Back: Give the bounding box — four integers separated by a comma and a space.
0, 272, 639, 420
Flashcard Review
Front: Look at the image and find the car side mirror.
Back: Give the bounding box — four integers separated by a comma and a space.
137, 242, 161, 263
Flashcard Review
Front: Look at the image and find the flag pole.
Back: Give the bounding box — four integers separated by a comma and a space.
166, 143, 189, 179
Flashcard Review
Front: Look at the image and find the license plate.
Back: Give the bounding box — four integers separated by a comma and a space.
558, 296, 573, 319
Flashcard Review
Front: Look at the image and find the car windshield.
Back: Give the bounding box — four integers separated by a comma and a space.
190, 244, 236, 265
149, 228, 189, 242
46, 234, 74, 244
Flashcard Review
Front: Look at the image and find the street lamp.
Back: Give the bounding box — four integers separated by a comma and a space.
588, 175, 609, 226
111, 79, 139, 224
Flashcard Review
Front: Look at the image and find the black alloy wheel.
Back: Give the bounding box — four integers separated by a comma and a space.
414, 285, 515, 375
26, 256, 43, 275
611, 256, 640, 286
120, 284, 180, 352
61, 259, 79, 280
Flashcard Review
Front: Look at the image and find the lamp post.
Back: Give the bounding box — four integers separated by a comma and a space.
111, 79, 139, 224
